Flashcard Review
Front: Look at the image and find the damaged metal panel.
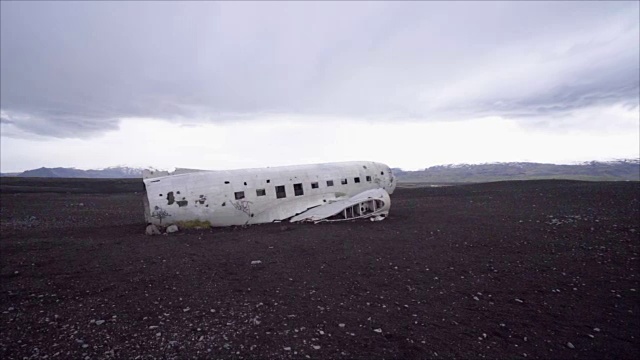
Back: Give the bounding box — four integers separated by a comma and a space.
289, 188, 390, 223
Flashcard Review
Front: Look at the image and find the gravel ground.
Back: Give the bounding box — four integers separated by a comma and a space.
1, 179, 639, 359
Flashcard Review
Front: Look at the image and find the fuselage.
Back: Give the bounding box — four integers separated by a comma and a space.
143, 161, 396, 227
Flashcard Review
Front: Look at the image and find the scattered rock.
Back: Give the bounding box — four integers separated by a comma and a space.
145, 224, 161, 236
166, 224, 179, 234
3, 180, 638, 359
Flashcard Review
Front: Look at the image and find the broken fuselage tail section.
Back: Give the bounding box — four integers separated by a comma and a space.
142, 161, 396, 228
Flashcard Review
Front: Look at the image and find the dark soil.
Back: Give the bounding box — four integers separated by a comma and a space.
1, 179, 639, 359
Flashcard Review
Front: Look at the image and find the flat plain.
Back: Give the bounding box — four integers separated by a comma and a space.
1, 178, 638, 359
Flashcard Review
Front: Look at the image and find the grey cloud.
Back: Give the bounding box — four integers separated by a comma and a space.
1, 1, 638, 138
0, 113, 14, 125
466, 78, 639, 119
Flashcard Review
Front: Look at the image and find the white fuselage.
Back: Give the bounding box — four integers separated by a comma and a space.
143, 161, 396, 227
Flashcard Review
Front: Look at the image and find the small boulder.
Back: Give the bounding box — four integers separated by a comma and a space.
145, 224, 161, 236
166, 224, 179, 234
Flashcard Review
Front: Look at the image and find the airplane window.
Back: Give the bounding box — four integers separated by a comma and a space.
234, 191, 245, 200
256, 189, 266, 196
327, 180, 334, 187
276, 185, 286, 199
366, 176, 372, 182
341, 179, 348, 185
294, 183, 304, 196
311, 182, 319, 189
354, 177, 360, 183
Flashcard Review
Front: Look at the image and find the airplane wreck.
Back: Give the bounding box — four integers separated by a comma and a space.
142, 161, 396, 227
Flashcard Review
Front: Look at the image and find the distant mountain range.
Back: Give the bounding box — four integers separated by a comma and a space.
1, 160, 638, 182
393, 159, 640, 183
0, 166, 144, 178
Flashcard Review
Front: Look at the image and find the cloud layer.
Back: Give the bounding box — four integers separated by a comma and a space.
1, 1, 638, 138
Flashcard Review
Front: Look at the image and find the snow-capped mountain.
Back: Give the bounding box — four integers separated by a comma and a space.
10, 166, 148, 178
2, 159, 638, 181
392, 159, 640, 182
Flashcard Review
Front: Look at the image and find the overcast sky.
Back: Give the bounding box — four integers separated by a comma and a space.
1, 1, 638, 172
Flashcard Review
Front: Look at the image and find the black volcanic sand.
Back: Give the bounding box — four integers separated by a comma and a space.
0, 179, 638, 359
